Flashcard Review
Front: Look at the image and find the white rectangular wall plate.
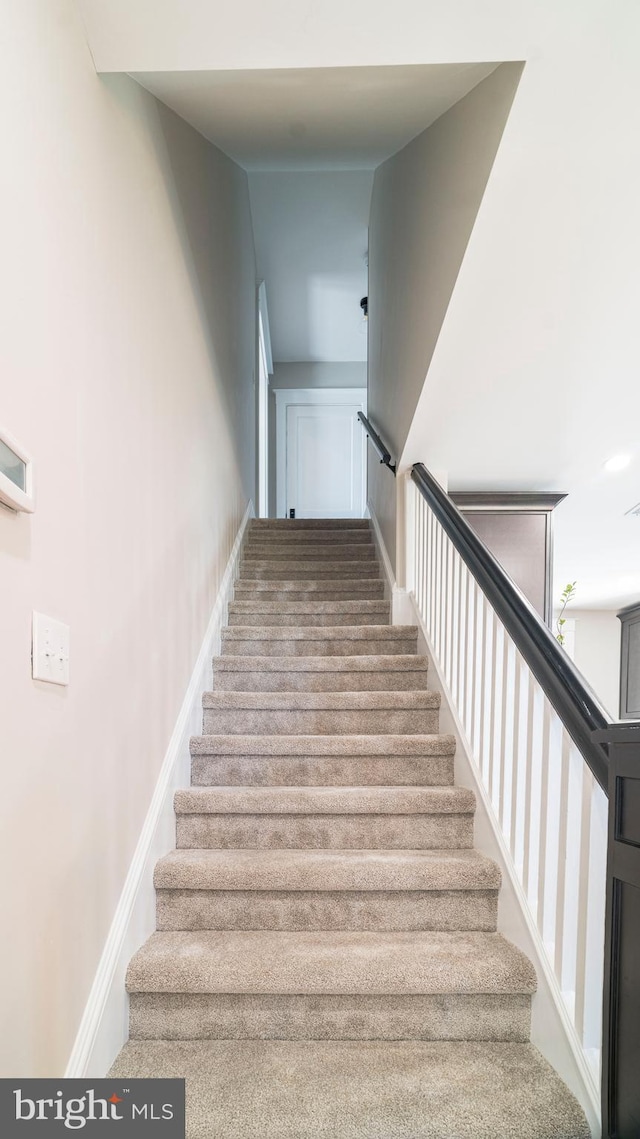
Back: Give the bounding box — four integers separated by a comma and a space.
32, 612, 70, 685
0, 427, 34, 513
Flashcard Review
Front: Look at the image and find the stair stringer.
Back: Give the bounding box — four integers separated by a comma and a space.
368, 499, 599, 1136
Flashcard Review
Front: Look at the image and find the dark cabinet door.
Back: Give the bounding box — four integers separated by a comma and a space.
450, 492, 566, 628
619, 604, 640, 719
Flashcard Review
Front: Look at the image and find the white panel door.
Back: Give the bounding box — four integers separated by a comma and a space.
286, 402, 365, 518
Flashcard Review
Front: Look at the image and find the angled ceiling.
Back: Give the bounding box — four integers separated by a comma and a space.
125, 63, 497, 363
131, 64, 498, 171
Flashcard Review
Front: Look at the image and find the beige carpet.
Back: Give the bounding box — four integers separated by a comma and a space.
110, 1039, 590, 1138
109, 519, 590, 1138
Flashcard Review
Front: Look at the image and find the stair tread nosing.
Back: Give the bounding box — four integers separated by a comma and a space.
190, 733, 456, 757
242, 544, 375, 558
238, 560, 381, 570
228, 601, 389, 615
154, 849, 499, 892
246, 530, 373, 542
244, 543, 375, 555
212, 655, 427, 673
202, 691, 439, 711
237, 567, 382, 579
108, 1040, 590, 1139
250, 518, 371, 528
174, 786, 473, 815
235, 579, 384, 591
222, 625, 417, 641
233, 593, 386, 604
126, 930, 537, 995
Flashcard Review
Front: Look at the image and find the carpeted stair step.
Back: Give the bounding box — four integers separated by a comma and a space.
202, 690, 439, 735
173, 786, 474, 849
171, 792, 471, 856
221, 625, 418, 657
250, 518, 371, 530
125, 930, 536, 1042
111, 514, 589, 1133
126, 930, 535, 994
190, 733, 456, 786
128, 991, 531, 1044
108, 1039, 591, 1138
227, 600, 390, 627
234, 579, 385, 602
211, 654, 429, 692
237, 561, 381, 579
243, 543, 377, 561
245, 529, 373, 545
155, 847, 498, 932
157, 846, 494, 895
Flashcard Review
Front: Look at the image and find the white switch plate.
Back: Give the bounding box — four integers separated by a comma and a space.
32, 612, 70, 685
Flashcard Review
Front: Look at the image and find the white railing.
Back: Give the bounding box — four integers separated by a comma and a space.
405, 473, 608, 1084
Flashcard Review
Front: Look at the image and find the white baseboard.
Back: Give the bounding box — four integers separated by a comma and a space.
367, 496, 599, 1135
64, 502, 254, 1078
366, 498, 412, 625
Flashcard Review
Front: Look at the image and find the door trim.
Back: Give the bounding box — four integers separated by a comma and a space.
275, 387, 366, 519
257, 282, 273, 519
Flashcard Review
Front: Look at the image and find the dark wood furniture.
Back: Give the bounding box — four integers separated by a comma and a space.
618, 602, 640, 720
594, 721, 640, 1138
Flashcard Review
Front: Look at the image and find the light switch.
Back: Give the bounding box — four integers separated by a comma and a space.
32, 612, 70, 685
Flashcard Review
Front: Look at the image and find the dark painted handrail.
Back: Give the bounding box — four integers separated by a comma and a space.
412, 461, 611, 791
358, 412, 396, 475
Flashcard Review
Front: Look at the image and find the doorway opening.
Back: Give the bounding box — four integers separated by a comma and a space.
276, 387, 367, 519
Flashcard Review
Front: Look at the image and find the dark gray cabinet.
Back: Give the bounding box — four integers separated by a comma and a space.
618, 603, 640, 720
450, 492, 566, 627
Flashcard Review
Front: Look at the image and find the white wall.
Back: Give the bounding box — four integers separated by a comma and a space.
567, 610, 621, 719
71, 0, 611, 73
249, 171, 372, 363
0, 0, 256, 1078
398, 4, 640, 606
271, 362, 367, 389
367, 63, 523, 566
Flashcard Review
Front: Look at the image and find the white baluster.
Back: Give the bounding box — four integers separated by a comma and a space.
554, 731, 571, 982
487, 617, 501, 804
536, 702, 552, 944
582, 781, 607, 1071
410, 496, 606, 1075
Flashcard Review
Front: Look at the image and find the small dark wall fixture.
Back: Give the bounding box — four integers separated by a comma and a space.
617, 602, 640, 719
449, 492, 567, 627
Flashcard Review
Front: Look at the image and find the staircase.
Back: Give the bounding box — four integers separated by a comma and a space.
110, 519, 590, 1138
